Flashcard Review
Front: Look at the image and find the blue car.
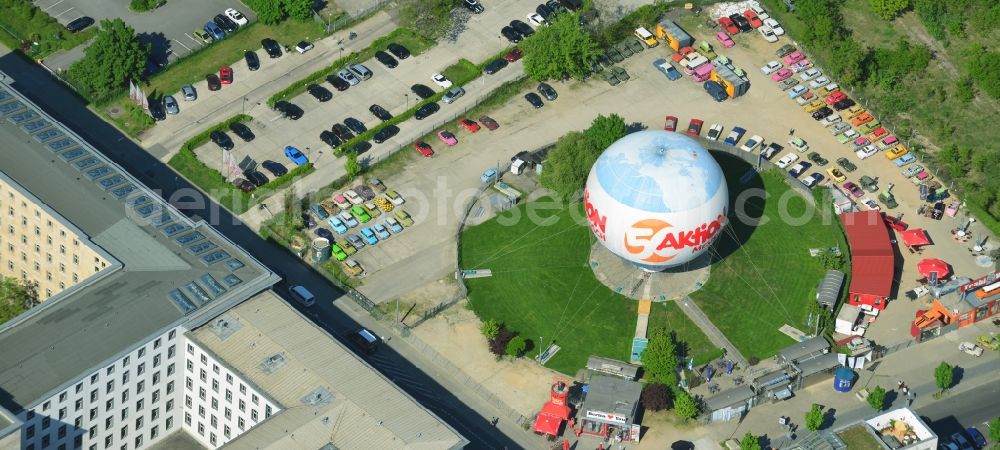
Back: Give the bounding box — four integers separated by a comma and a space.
724, 127, 746, 146
481, 168, 498, 183
373, 224, 390, 240
203, 22, 225, 41
893, 153, 916, 167
385, 217, 403, 234
966, 427, 986, 449
309, 204, 329, 219
284, 146, 308, 165
653, 58, 682, 81
328, 216, 348, 234
359, 227, 378, 245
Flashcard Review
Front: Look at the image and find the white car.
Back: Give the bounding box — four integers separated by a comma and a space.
740, 135, 763, 152
758, 26, 778, 43
960, 341, 984, 356
758, 11, 771, 21
809, 76, 831, 89
801, 173, 823, 188
819, 115, 842, 127
295, 41, 315, 54
862, 198, 880, 211
831, 122, 852, 135
706, 124, 724, 141
344, 190, 363, 205
842, 129, 860, 140
856, 145, 878, 159
775, 153, 799, 169
526, 12, 548, 27
225, 8, 249, 26
789, 137, 809, 152
431, 72, 452, 88
752, 5, 767, 15
764, 18, 784, 35
760, 61, 783, 75
799, 68, 821, 82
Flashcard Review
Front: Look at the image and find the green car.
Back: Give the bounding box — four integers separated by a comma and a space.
858, 121, 881, 134
807, 152, 829, 166
697, 41, 717, 59
394, 209, 414, 227
611, 66, 630, 82
617, 41, 634, 58
601, 70, 620, 86
350, 205, 371, 223
879, 191, 898, 209
336, 239, 356, 255
624, 38, 643, 54
331, 244, 348, 261
836, 157, 857, 172
193, 29, 212, 44
860, 175, 878, 192
607, 48, 624, 63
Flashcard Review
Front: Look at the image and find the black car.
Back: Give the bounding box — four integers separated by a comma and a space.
319, 130, 342, 148
274, 101, 303, 120
261, 38, 282, 58
306, 84, 332, 102
228, 122, 255, 142
210, 131, 234, 150
344, 117, 367, 135
326, 74, 350, 91
811, 107, 834, 120
301, 213, 317, 228
411, 84, 435, 100
315, 228, 334, 241
501, 26, 523, 44
148, 100, 166, 121
206, 74, 221, 91
261, 160, 287, 177
833, 98, 856, 111
369, 104, 392, 121
730, 14, 752, 32
546, 0, 567, 14
538, 82, 557, 100
510, 20, 534, 37
372, 125, 400, 144
331, 123, 354, 141
374, 50, 398, 69
65, 16, 94, 33
350, 141, 372, 155
387, 43, 410, 60
347, 328, 380, 354
463, 0, 484, 13
244, 51, 260, 71
524, 93, 544, 108
245, 171, 269, 187
536, 3, 555, 19
414, 102, 440, 120
233, 178, 255, 193
213, 14, 238, 34
483, 59, 508, 75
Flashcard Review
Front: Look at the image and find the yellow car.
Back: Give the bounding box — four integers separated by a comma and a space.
842, 105, 865, 120
885, 145, 909, 160
342, 258, 364, 277
373, 196, 394, 212
804, 99, 826, 113
336, 239, 356, 255
826, 167, 846, 183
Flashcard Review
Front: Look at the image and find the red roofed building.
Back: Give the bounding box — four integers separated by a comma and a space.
840, 210, 895, 310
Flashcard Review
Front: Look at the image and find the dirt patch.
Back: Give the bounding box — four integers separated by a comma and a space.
379, 275, 465, 323
895, 12, 958, 76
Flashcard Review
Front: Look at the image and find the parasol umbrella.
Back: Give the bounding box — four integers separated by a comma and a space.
917, 258, 950, 278
688, 358, 694, 371
901, 229, 930, 247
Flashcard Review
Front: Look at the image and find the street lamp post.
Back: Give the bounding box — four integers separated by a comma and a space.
242, 97, 248, 116
405, 93, 409, 109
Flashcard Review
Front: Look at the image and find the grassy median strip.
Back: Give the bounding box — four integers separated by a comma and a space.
0, 0, 97, 58
441, 58, 480, 86
168, 113, 315, 214
268, 27, 432, 106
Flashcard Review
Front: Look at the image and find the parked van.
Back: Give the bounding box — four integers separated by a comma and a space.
634, 27, 658, 47
288, 285, 315, 307
349, 328, 380, 354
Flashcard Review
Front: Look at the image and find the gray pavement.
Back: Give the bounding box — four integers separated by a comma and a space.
35, 0, 256, 71
678, 296, 749, 369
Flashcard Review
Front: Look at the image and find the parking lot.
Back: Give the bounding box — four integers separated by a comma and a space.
33, 0, 255, 70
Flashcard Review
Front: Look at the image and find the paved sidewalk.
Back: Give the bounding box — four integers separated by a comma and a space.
679, 296, 749, 369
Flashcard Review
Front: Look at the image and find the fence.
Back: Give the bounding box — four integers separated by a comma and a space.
314, 0, 390, 34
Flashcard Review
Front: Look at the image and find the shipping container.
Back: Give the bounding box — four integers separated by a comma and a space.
655, 19, 694, 51
709, 64, 749, 97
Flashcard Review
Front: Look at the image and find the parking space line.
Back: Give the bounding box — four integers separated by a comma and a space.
173, 39, 192, 53
42, 0, 65, 11
52, 7, 74, 18
184, 33, 203, 47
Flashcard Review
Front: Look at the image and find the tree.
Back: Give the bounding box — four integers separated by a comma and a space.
129, 0, 163, 12
989, 417, 1000, 446
505, 336, 526, 357
67, 19, 150, 102
640, 383, 672, 412
488, 327, 514, 356
966, 50, 1000, 99
521, 13, 599, 81
344, 152, 362, 179
740, 432, 762, 450
245, 0, 285, 24
673, 389, 699, 420
934, 361, 954, 392
869, 0, 910, 20
867, 385, 886, 411
283, 0, 314, 21
480, 319, 500, 338
805, 404, 824, 431
539, 131, 601, 201
583, 114, 628, 150
280, 189, 303, 232
0, 277, 39, 323
400, 0, 461, 40
641, 328, 680, 386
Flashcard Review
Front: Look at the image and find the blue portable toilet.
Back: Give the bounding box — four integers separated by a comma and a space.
833, 367, 855, 392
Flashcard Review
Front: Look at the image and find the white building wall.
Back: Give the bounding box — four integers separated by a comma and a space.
17, 326, 186, 450
181, 339, 278, 449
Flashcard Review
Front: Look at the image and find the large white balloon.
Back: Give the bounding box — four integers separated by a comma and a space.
584, 130, 729, 270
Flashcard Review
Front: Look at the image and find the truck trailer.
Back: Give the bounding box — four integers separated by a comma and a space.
655, 19, 693, 51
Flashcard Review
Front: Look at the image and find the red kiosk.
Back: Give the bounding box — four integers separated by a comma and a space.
532, 381, 572, 438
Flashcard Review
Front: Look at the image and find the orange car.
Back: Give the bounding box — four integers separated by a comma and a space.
851, 112, 874, 126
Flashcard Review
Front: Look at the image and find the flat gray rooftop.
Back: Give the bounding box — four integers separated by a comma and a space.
0, 76, 275, 412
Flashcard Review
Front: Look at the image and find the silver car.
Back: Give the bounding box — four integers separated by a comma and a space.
181, 84, 196, 101
163, 95, 179, 115
349, 63, 372, 80
442, 87, 465, 104
338, 68, 360, 86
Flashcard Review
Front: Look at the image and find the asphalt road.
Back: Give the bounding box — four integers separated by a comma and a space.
0, 51, 524, 449
919, 378, 1000, 443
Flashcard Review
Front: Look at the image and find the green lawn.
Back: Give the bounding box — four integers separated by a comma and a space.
461, 198, 719, 376
442, 59, 481, 86
689, 152, 849, 361
0, 0, 97, 58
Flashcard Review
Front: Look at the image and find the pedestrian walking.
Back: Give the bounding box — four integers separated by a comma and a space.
789, 128, 795, 136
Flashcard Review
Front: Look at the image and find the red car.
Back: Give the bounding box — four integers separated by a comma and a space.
504, 47, 522, 62
219, 66, 233, 84
664, 115, 678, 132
718, 16, 739, 34
743, 10, 763, 28
459, 118, 480, 132
479, 116, 499, 130
825, 91, 847, 105
843, 181, 864, 198
414, 141, 434, 157
686, 119, 704, 136
679, 46, 695, 55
